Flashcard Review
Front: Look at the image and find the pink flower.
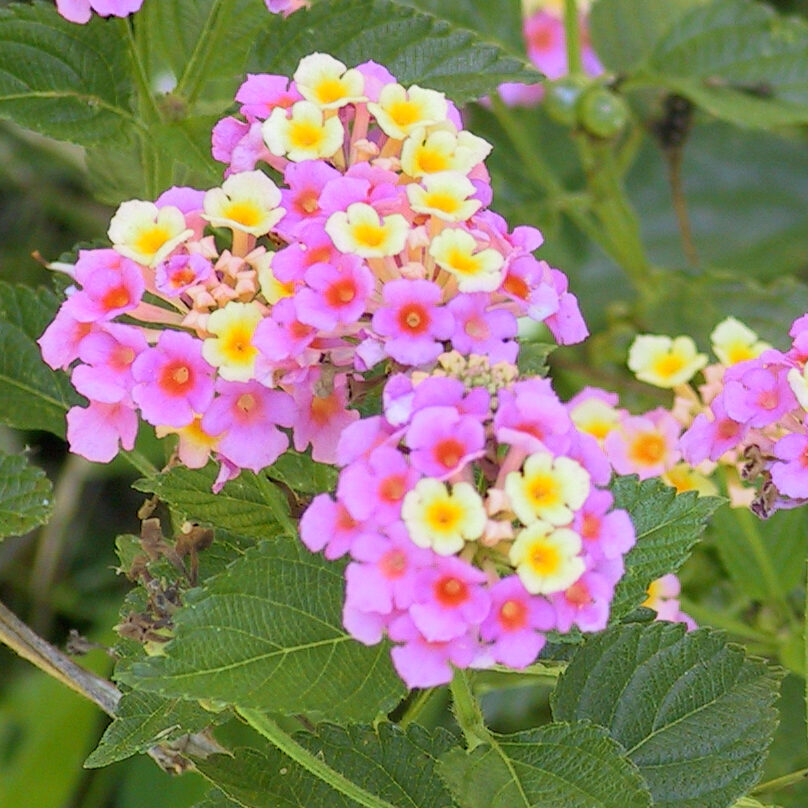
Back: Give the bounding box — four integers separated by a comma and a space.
277, 160, 340, 237
574, 489, 635, 563
155, 253, 212, 297
604, 409, 681, 479
66, 400, 138, 462
679, 397, 746, 464
405, 406, 486, 478
371, 279, 454, 365
480, 576, 554, 667
66, 252, 145, 323
71, 323, 147, 404
299, 493, 364, 559
552, 570, 615, 633
295, 255, 374, 330
409, 556, 490, 642
447, 294, 518, 363
252, 298, 317, 366
723, 363, 796, 428
131, 330, 215, 427
388, 614, 478, 688
56, 0, 143, 24
337, 446, 420, 524
201, 380, 295, 472
38, 307, 95, 370
291, 371, 359, 463
770, 433, 808, 499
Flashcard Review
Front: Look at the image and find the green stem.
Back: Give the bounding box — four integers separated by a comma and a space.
563, 0, 582, 76
120, 17, 161, 122
576, 135, 655, 298
752, 766, 808, 795
398, 687, 438, 729
238, 708, 399, 808
449, 669, 490, 750
488, 96, 624, 268
120, 449, 159, 477
175, 0, 237, 105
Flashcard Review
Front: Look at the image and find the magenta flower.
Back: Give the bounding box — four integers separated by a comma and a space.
155, 253, 213, 297
723, 363, 797, 428
409, 556, 490, 642
344, 525, 433, 615
295, 255, 374, 331
38, 308, 95, 371
66, 400, 137, 462
337, 446, 420, 524
252, 298, 317, 366
447, 294, 518, 363
201, 380, 295, 472
388, 614, 478, 688
291, 371, 359, 463
574, 489, 635, 563
299, 493, 364, 559
552, 570, 615, 633
770, 433, 808, 499
66, 252, 145, 323
272, 221, 341, 283
56, 0, 143, 24
679, 397, 746, 465
405, 406, 486, 478
235, 74, 302, 120
479, 576, 555, 667
372, 279, 454, 365
131, 330, 215, 427
277, 160, 340, 237
71, 323, 147, 404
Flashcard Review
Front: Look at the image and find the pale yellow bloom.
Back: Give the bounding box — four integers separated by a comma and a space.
509, 521, 584, 594
202, 301, 263, 382
628, 334, 708, 388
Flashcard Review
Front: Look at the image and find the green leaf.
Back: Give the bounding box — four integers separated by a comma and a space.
517, 341, 555, 378
705, 503, 808, 603
641, 0, 808, 129
122, 538, 406, 721
628, 122, 808, 283
610, 476, 722, 621
589, 0, 703, 73
197, 722, 459, 808
0, 1, 132, 144
552, 622, 783, 808
250, 0, 540, 106
267, 450, 338, 496
439, 721, 651, 808
84, 690, 214, 768
0, 451, 52, 540
394, 0, 526, 57
133, 464, 294, 540
193, 792, 240, 808
143, 0, 269, 104
0, 282, 82, 436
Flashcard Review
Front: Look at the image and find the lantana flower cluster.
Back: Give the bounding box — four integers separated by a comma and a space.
298, 353, 636, 687
39, 54, 586, 488
567, 318, 774, 506
678, 315, 808, 518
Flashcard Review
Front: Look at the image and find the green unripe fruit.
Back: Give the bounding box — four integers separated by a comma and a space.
544, 77, 588, 127
577, 87, 629, 138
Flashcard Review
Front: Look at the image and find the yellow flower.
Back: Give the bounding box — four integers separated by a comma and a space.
628, 334, 707, 388
293, 53, 366, 109
202, 301, 263, 382
429, 228, 504, 292
263, 101, 344, 162
108, 200, 191, 267
505, 452, 590, 526
368, 83, 447, 139
406, 171, 481, 222
509, 521, 584, 594
710, 317, 770, 366
325, 202, 409, 258
203, 171, 285, 236
401, 478, 486, 555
